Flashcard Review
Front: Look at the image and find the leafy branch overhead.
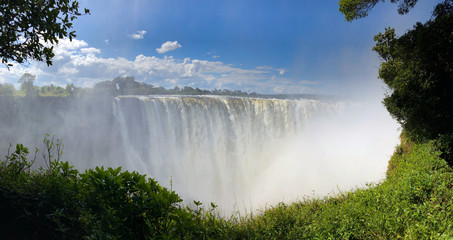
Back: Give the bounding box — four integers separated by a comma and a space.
339, 0, 418, 21
0, 0, 89, 67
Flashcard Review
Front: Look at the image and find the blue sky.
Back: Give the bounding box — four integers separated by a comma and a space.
0, 0, 443, 96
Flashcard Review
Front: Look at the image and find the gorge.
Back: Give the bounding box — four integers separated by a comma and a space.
0, 95, 399, 213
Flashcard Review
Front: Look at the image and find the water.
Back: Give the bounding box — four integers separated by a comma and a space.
113, 96, 337, 210
0, 95, 399, 213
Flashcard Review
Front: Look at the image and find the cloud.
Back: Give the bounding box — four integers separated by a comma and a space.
55, 38, 88, 50
207, 51, 220, 59
50, 38, 88, 60
156, 41, 182, 54
0, 39, 315, 94
256, 66, 273, 70
277, 69, 286, 75
256, 66, 287, 75
80, 48, 101, 55
129, 30, 147, 40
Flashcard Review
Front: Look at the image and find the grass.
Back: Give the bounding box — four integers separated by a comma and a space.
234, 139, 453, 239
1, 137, 453, 239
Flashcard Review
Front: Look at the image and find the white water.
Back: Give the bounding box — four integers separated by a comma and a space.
112, 95, 399, 213
0, 95, 399, 214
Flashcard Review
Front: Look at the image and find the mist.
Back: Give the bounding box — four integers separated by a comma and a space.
0, 93, 399, 214
251, 100, 399, 209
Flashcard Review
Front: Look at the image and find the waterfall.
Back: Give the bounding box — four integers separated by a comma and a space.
0, 95, 399, 213
112, 95, 338, 210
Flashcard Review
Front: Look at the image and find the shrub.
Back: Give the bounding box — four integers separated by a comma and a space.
0, 138, 190, 239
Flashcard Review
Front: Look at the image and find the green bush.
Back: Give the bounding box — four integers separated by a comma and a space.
0, 138, 201, 239
1, 138, 453, 239
235, 141, 453, 239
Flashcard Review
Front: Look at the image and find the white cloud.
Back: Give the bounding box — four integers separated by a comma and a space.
129, 30, 147, 40
207, 51, 220, 59
156, 41, 182, 54
51, 38, 89, 60
256, 66, 273, 71
55, 38, 88, 50
80, 47, 101, 55
278, 69, 286, 75
256, 66, 287, 75
58, 66, 78, 75
0, 39, 315, 94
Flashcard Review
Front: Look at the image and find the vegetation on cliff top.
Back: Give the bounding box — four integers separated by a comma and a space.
0, 75, 259, 98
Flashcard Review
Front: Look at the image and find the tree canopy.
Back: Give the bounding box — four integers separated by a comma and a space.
339, 0, 453, 161
18, 73, 37, 97
339, 0, 418, 21
0, 0, 89, 67
372, 1, 453, 142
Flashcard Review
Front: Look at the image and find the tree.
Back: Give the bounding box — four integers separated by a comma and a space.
18, 73, 37, 97
0, 0, 89, 67
94, 80, 119, 96
112, 76, 140, 95
339, 0, 418, 21
0, 83, 16, 96
340, 0, 453, 162
372, 1, 453, 142
65, 83, 81, 97
40, 84, 66, 96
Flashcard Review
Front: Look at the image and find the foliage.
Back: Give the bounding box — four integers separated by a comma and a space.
2, 137, 453, 239
92, 76, 240, 96
339, 0, 418, 21
19, 73, 37, 97
340, 0, 453, 162
0, 0, 89, 67
233, 140, 453, 239
0, 137, 216, 239
0, 83, 15, 96
0, 73, 259, 98
0, 73, 83, 97
40, 84, 67, 97
92, 75, 258, 97
372, 1, 453, 147
65, 83, 81, 97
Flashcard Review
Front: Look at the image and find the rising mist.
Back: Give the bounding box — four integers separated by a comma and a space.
0, 94, 399, 214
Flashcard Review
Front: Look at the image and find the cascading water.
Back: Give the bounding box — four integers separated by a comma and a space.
112, 95, 339, 211
0, 95, 399, 213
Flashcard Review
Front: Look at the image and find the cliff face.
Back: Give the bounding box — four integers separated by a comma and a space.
0, 95, 399, 214
0, 95, 337, 210
0, 96, 118, 169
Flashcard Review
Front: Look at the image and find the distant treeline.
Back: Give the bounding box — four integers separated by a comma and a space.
0, 74, 259, 97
